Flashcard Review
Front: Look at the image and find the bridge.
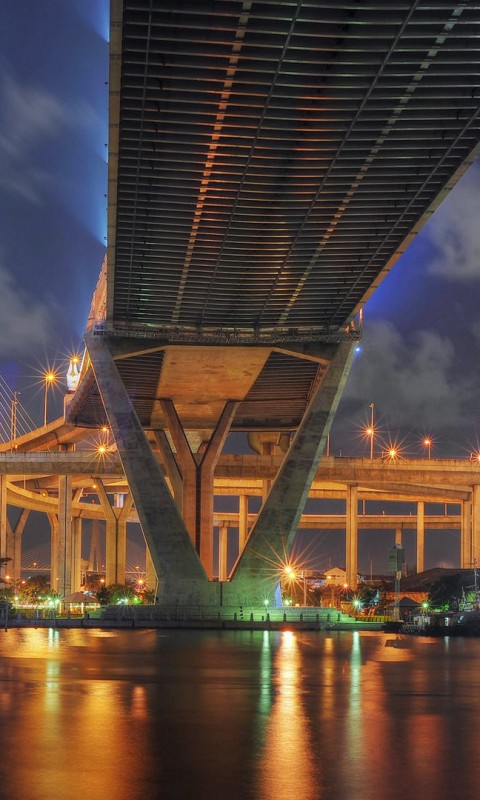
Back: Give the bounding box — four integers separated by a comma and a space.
6, 1, 480, 607
0, 444, 479, 600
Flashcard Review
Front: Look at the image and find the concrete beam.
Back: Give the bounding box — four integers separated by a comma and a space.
213, 512, 461, 530
0, 453, 122, 475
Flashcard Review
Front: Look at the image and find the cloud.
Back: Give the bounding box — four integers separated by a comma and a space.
426, 162, 480, 280
0, 65, 68, 203
0, 265, 55, 357
342, 320, 474, 430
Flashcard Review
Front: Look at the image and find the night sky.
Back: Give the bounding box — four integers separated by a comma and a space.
2, 1, 479, 572
0, 1, 108, 424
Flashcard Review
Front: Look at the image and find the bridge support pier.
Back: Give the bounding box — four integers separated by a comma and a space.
472, 486, 480, 567
146, 546, 157, 595
345, 485, 358, 590
461, 498, 473, 569
72, 517, 83, 593
238, 494, 249, 552
96, 481, 132, 586
160, 399, 238, 579
7, 509, 29, 583
57, 475, 73, 598
218, 522, 229, 582
86, 333, 217, 606
416, 501, 425, 573
224, 340, 355, 606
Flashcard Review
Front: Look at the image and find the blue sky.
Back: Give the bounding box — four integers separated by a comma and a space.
0, 1, 108, 420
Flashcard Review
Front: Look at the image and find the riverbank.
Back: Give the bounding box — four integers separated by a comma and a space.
0, 605, 386, 632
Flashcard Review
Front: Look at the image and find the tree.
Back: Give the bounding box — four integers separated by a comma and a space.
23, 575, 50, 603
428, 572, 474, 611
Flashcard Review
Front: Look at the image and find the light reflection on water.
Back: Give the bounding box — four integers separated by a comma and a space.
0, 629, 479, 799
259, 630, 317, 800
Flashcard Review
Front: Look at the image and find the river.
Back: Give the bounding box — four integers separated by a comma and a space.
0, 628, 477, 799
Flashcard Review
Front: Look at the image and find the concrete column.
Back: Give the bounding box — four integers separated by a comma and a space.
461, 499, 473, 569
48, 513, 59, 592
226, 340, 355, 606
260, 441, 274, 503
161, 398, 238, 579
86, 332, 210, 607
160, 400, 197, 544
115, 494, 132, 585
89, 519, 102, 572
146, 546, 157, 595
199, 402, 238, 578
238, 495, 249, 551
0, 475, 7, 562
105, 525, 117, 584
11, 509, 29, 582
219, 524, 229, 581
395, 528, 402, 547
57, 475, 73, 597
416, 501, 425, 574
96, 480, 117, 584
72, 517, 83, 592
153, 430, 183, 506
345, 485, 358, 590
247, 434, 290, 506
96, 480, 132, 586
472, 487, 480, 566
6, 521, 14, 566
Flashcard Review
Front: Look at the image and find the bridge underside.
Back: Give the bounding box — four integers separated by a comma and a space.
106, 0, 480, 343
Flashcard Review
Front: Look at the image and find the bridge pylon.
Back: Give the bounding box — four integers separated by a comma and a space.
85, 332, 354, 607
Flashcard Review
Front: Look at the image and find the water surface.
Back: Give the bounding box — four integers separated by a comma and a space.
0, 628, 476, 799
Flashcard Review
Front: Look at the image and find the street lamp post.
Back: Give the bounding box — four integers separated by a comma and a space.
364, 403, 375, 459
43, 371, 57, 426
369, 403, 374, 459
423, 437, 432, 459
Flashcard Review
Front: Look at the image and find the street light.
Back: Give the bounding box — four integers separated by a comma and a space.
43, 370, 58, 426
423, 437, 432, 459
364, 402, 375, 459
